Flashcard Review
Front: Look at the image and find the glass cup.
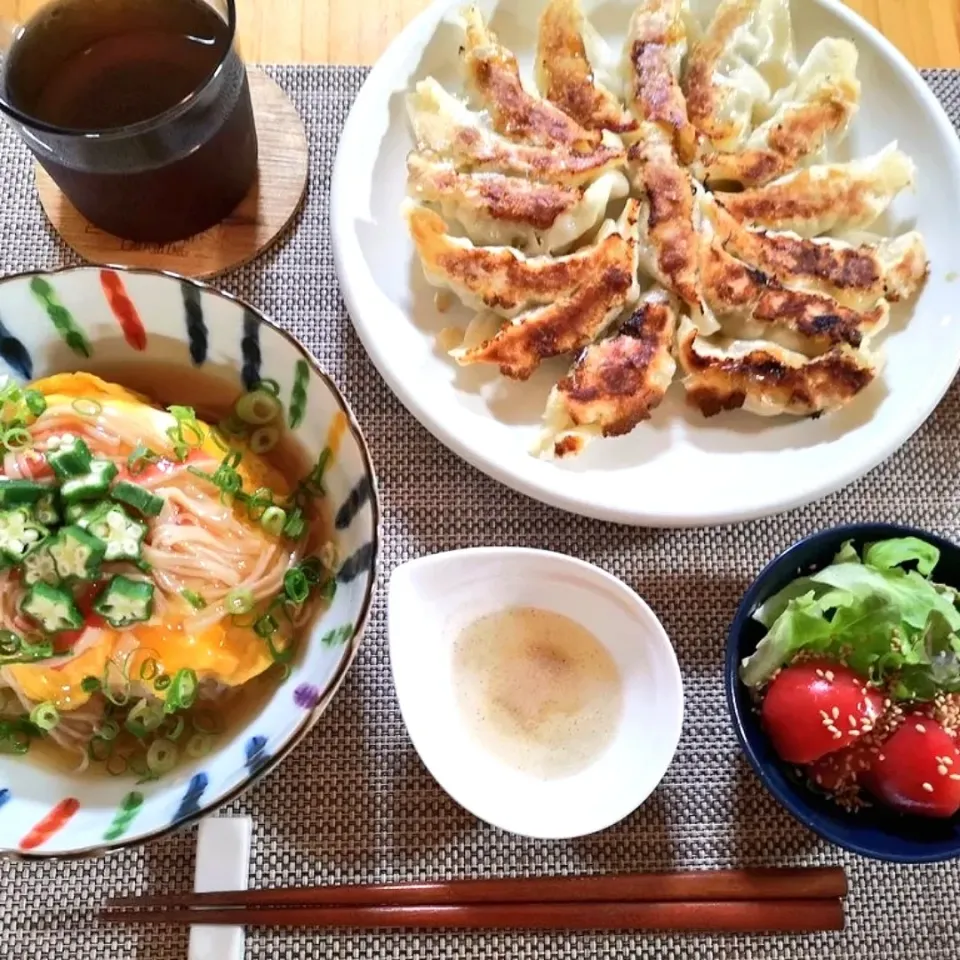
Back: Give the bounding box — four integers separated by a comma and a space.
0, 0, 259, 243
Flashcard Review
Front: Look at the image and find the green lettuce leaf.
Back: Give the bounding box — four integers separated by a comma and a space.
740, 537, 960, 694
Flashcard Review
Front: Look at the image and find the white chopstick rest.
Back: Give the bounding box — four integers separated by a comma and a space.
188, 816, 252, 960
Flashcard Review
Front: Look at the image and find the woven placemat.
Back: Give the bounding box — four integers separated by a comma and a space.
1, 65, 959, 960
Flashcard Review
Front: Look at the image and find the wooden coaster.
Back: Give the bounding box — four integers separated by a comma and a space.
35, 69, 308, 279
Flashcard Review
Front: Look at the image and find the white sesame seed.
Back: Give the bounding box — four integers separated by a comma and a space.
848, 715, 858, 727
884, 699, 892, 708
922, 782, 934, 793
832, 707, 840, 719
879, 754, 886, 762
833, 731, 843, 740
951, 775, 960, 782
939, 765, 949, 776
916, 724, 927, 733
850, 730, 860, 737
816, 669, 825, 678
945, 757, 954, 766
822, 717, 833, 727
825, 670, 835, 682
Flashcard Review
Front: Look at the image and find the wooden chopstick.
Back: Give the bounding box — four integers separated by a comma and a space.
98, 898, 844, 933
104, 867, 847, 910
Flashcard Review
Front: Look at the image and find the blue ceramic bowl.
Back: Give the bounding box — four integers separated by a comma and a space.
726, 522, 960, 863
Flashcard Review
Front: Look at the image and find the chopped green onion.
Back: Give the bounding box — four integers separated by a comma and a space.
164, 715, 186, 741
300, 448, 332, 497
81, 675, 101, 694
146, 738, 178, 774
246, 487, 274, 522
266, 631, 294, 665
96, 719, 120, 742
126, 699, 164, 737
319, 578, 337, 603
127, 443, 159, 475
24, 390, 46, 417
235, 389, 282, 426
101, 658, 131, 706
71, 398, 102, 417
218, 413, 246, 437
3, 427, 32, 451
164, 668, 198, 713
254, 613, 278, 639
180, 589, 207, 610
261, 506, 287, 537
88, 736, 112, 762
282, 508, 306, 540
253, 378, 281, 396
225, 588, 255, 616
283, 568, 310, 605
106, 754, 128, 776
154, 674, 171, 691
29, 701, 59, 731
249, 426, 280, 454
186, 732, 214, 758
138, 658, 159, 682
191, 708, 223, 734
298, 556, 325, 584
0, 631, 19, 657
127, 752, 147, 775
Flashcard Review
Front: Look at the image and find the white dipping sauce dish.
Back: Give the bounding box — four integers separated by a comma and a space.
388, 548, 684, 839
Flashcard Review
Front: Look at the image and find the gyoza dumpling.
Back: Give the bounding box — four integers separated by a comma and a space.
683, 0, 797, 152
452, 200, 642, 379
535, 287, 678, 459
537, 0, 638, 134
623, 0, 698, 161
699, 230, 889, 355
699, 38, 861, 186
675, 316, 880, 417
406, 154, 628, 254
407, 78, 625, 187
703, 195, 928, 311
460, 4, 602, 149
406, 202, 638, 317
713, 142, 916, 237
628, 142, 717, 331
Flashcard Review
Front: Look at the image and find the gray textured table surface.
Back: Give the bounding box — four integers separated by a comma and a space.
0, 65, 959, 960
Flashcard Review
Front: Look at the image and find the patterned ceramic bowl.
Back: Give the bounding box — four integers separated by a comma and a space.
0, 265, 378, 858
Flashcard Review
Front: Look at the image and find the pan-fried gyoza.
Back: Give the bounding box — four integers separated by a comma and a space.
402, 2, 927, 460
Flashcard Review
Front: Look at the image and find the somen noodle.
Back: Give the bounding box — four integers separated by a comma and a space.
0, 372, 336, 779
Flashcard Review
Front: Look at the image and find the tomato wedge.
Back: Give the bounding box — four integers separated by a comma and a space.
761, 659, 884, 764
867, 716, 960, 818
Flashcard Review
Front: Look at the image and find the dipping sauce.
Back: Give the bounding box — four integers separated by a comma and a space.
453, 607, 623, 779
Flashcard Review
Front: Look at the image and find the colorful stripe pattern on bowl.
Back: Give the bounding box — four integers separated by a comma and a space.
20, 798, 80, 851
104, 792, 145, 842
0, 266, 377, 858
100, 270, 147, 350
0, 315, 32, 379
173, 772, 209, 823
181, 281, 208, 365
30, 277, 91, 358
245, 735, 270, 776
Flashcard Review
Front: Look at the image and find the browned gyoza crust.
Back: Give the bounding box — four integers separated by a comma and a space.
700, 239, 889, 352
682, 0, 758, 148
553, 294, 678, 439
461, 5, 601, 150
407, 206, 632, 314
537, 0, 638, 134
706, 199, 929, 309
701, 91, 858, 186
713, 149, 915, 236
677, 324, 877, 417
625, 0, 698, 161
407, 155, 582, 231
629, 143, 703, 313
455, 201, 641, 379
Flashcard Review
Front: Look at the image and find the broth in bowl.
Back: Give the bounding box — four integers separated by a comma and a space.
0, 370, 335, 780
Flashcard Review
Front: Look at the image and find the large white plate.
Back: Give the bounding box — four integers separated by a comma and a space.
331, 0, 960, 527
